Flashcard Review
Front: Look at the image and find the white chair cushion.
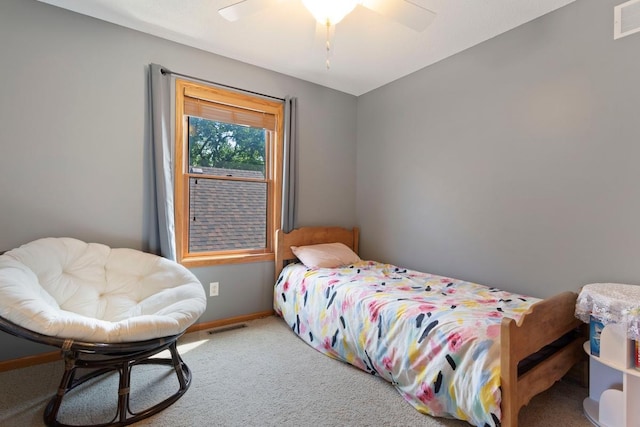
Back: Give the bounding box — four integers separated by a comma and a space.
0, 237, 207, 343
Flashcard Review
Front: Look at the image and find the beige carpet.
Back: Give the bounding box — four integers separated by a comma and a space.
0, 316, 591, 426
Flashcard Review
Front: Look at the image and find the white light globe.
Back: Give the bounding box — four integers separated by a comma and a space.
301, 0, 360, 25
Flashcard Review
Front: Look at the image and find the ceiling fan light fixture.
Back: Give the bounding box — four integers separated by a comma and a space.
301, 0, 360, 25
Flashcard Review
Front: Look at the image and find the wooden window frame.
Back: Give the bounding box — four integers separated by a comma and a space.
174, 79, 283, 267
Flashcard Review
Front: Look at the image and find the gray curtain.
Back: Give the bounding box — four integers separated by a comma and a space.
281, 97, 298, 233
148, 64, 176, 260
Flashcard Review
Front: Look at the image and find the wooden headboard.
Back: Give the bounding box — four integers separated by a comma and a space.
274, 226, 359, 281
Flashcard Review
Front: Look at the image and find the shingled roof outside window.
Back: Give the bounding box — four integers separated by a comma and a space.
188, 167, 266, 252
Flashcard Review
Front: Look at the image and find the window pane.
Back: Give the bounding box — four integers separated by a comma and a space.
189, 177, 267, 252
188, 117, 266, 178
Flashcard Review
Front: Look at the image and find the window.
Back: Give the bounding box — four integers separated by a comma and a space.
174, 79, 283, 266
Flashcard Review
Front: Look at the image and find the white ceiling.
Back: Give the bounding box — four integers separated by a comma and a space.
36, 0, 575, 96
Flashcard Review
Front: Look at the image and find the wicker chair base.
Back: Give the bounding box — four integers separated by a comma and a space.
1, 316, 192, 427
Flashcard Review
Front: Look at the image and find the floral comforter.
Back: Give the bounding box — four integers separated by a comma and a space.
273, 261, 538, 426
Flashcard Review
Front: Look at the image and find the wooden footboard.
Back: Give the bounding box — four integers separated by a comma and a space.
500, 291, 584, 427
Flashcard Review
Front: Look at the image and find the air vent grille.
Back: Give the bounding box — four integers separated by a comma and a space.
206, 323, 247, 334
615, 0, 640, 39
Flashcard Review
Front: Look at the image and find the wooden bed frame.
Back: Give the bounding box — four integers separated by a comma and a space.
275, 226, 584, 427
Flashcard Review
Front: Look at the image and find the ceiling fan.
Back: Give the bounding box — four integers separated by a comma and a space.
218, 0, 436, 33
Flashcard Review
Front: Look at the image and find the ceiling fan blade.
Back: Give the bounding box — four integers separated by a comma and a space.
361, 0, 436, 32
218, 0, 279, 22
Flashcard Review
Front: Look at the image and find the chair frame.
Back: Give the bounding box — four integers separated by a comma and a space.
0, 315, 192, 427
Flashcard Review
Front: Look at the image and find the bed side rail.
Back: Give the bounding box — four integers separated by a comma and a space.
516, 338, 584, 408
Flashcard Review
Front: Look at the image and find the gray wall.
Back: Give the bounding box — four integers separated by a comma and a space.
0, 0, 357, 360
357, 0, 640, 298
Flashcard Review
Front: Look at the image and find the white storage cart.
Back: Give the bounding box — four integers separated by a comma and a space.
575, 283, 640, 427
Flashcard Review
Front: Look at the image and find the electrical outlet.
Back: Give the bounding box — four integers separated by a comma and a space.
209, 282, 219, 297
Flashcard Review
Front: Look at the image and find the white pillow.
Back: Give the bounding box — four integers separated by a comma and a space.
291, 242, 361, 268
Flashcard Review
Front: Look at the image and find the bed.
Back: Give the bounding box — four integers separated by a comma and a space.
273, 226, 584, 427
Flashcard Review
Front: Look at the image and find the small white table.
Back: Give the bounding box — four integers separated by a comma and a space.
576, 283, 640, 427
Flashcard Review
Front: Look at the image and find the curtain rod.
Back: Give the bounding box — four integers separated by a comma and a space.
160, 67, 285, 102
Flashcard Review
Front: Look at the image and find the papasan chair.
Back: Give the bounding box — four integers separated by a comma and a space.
0, 237, 207, 427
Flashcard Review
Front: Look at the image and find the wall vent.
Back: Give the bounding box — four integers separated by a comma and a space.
615, 0, 640, 39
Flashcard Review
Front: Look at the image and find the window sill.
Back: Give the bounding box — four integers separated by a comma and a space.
180, 252, 274, 268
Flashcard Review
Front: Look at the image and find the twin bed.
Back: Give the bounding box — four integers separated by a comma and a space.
273, 226, 584, 427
